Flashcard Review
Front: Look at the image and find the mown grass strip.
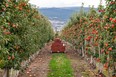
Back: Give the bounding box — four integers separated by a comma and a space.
48, 53, 73, 77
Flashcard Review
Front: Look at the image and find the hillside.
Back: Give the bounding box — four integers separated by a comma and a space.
39, 7, 90, 31
39, 7, 90, 22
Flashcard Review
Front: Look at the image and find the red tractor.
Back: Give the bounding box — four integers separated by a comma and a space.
51, 38, 65, 53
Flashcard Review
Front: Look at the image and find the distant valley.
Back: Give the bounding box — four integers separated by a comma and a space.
39, 7, 90, 31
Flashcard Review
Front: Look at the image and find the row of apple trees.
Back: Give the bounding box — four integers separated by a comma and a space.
0, 0, 54, 73
61, 0, 115, 76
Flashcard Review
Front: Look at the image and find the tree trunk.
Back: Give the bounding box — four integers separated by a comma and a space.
107, 54, 111, 77
90, 56, 93, 64
82, 46, 84, 57
3, 68, 10, 77
98, 45, 102, 71
108, 67, 111, 77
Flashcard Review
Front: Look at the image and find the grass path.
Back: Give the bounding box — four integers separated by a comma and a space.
48, 53, 73, 77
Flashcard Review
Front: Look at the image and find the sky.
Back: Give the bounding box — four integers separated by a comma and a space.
29, 0, 106, 8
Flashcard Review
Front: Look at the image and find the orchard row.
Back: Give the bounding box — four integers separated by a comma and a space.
61, 0, 116, 76
0, 0, 54, 70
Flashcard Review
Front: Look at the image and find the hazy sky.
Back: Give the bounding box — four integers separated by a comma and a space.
29, 0, 106, 8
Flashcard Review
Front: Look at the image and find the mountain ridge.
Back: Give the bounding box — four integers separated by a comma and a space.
38, 7, 95, 31
39, 7, 91, 22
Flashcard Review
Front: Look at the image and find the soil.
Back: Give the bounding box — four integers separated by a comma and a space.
18, 42, 52, 77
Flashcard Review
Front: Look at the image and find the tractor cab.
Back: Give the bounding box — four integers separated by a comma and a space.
51, 38, 65, 53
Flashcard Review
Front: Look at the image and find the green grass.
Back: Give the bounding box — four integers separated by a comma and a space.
48, 53, 73, 77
